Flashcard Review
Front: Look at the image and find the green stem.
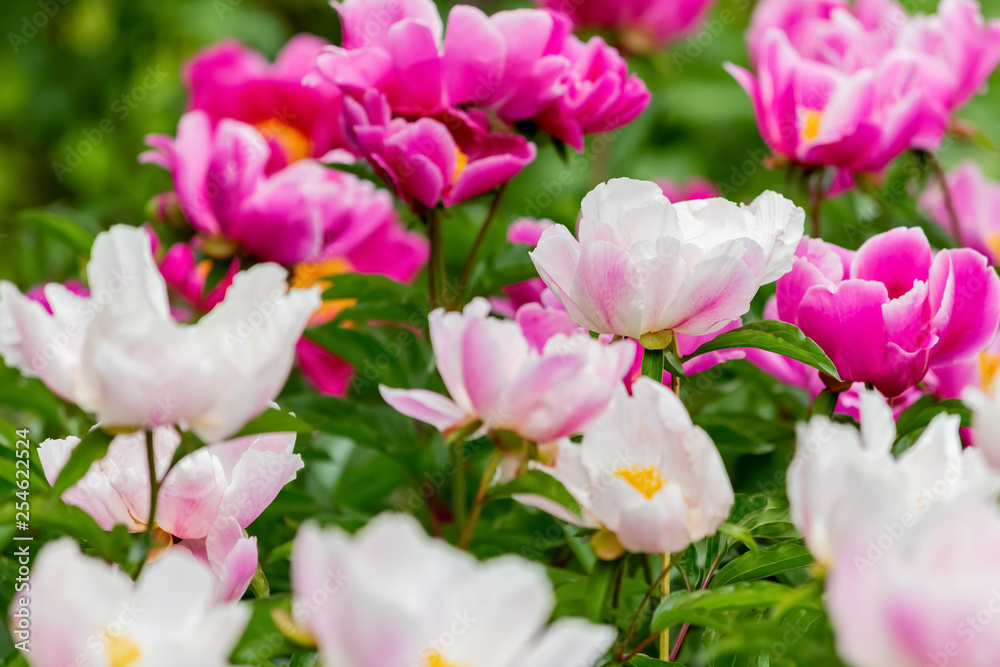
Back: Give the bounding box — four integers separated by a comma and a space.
458, 184, 506, 296
926, 152, 961, 242
133, 429, 160, 579
808, 168, 826, 239
668, 335, 682, 396
458, 448, 503, 550
452, 442, 468, 531
425, 208, 445, 309
812, 389, 841, 417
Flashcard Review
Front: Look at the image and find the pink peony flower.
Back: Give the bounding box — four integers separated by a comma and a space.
827, 500, 1000, 667
733, 0, 1000, 184
184, 35, 351, 173
516, 377, 734, 555
142, 110, 405, 266
530, 178, 804, 341
316, 0, 649, 151
16, 539, 249, 667
292, 513, 615, 667
536, 0, 716, 52
743, 297, 924, 419
920, 160, 1000, 264
342, 90, 536, 209
379, 297, 635, 442
655, 177, 720, 203
776, 229, 1000, 397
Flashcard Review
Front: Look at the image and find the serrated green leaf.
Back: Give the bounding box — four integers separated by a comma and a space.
686, 321, 839, 380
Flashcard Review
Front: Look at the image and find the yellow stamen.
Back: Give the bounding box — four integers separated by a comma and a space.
102, 631, 141, 667
425, 652, 465, 667
614, 465, 664, 500
980, 350, 1000, 391
292, 257, 357, 326
801, 109, 823, 141
254, 117, 313, 163
453, 148, 468, 182
985, 234, 1000, 265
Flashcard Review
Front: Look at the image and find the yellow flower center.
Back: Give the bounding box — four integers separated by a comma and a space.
103, 631, 141, 667
980, 350, 1000, 392
292, 257, 358, 326
254, 117, 313, 163
985, 233, 1000, 264
801, 109, 823, 141
614, 465, 664, 499
453, 147, 468, 183
426, 652, 465, 667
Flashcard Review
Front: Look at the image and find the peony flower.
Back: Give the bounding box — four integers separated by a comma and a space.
184, 35, 351, 172
516, 377, 734, 556
342, 90, 536, 209
291, 513, 616, 667
142, 110, 403, 266
743, 297, 925, 419
826, 500, 1000, 667
13, 538, 249, 667
38, 428, 301, 538
536, 0, 716, 52
789, 390, 1000, 567
920, 160, 1000, 264
316, 0, 649, 150
529, 178, 804, 342
379, 297, 635, 443
725, 26, 940, 182
0, 225, 320, 441
776, 228, 1000, 397
734, 0, 1000, 184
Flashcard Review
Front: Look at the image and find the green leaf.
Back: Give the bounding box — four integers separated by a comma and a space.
651, 581, 817, 634
51, 429, 114, 497
641, 347, 665, 382
236, 408, 313, 437
321, 273, 420, 302
229, 597, 295, 667
585, 558, 617, 622
686, 321, 839, 380
17, 209, 96, 254
304, 324, 407, 388
663, 348, 686, 379
893, 398, 971, 453
711, 542, 813, 588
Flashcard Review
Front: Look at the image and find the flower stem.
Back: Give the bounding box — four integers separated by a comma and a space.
133, 429, 160, 579
458, 184, 506, 296
425, 208, 446, 309
458, 448, 503, 550
927, 152, 961, 242
808, 168, 826, 239
668, 335, 682, 396
452, 442, 468, 530
669, 550, 724, 661
659, 554, 672, 659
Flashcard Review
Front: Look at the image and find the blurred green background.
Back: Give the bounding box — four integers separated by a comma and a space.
2, 0, 1000, 288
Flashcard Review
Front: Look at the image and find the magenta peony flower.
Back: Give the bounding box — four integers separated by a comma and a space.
342, 90, 536, 209
732, 0, 1000, 184
776, 228, 1000, 397
184, 35, 351, 173
315, 0, 649, 151
537, 0, 716, 52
